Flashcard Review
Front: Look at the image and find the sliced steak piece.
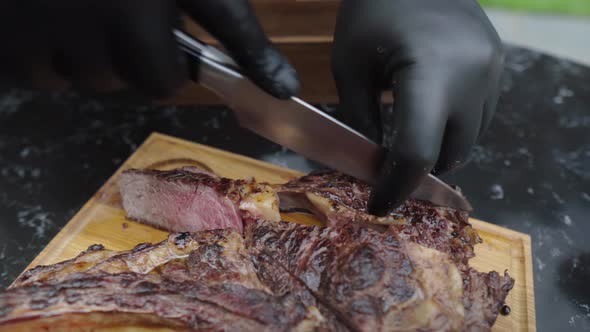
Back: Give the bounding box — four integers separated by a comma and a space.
387, 200, 480, 271
245, 220, 465, 332
2, 217, 511, 331
1, 273, 272, 332
278, 169, 514, 330
7, 221, 465, 331
2, 230, 327, 331
119, 167, 281, 233
277, 170, 480, 267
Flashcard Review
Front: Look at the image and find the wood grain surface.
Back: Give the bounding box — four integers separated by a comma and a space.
21, 133, 536, 331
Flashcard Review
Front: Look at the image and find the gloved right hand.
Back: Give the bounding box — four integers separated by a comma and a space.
0, 0, 299, 99
331, 0, 504, 215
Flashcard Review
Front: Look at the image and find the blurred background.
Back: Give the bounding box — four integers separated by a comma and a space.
482, 0, 590, 65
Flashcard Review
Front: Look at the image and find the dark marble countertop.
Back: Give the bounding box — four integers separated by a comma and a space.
0, 45, 589, 331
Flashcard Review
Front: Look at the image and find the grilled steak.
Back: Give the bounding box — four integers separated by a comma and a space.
3, 230, 327, 332
1, 168, 515, 331
246, 220, 465, 331
277, 170, 482, 269
119, 167, 281, 233
278, 169, 515, 331
3, 221, 465, 331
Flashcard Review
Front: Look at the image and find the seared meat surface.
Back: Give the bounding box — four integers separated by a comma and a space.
3, 230, 327, 331
277, 169, 480, 268
120, 167, 281, 233
246, 220, 465, 331
3, 222, 464, 331
1, 168, 515, 331
278, 170, 515, 331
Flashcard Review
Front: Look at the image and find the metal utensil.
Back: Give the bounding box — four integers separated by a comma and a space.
174, 30, 472, 211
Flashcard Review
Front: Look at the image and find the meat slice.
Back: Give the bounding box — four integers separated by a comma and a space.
2, 168, 516, 331
277, 170, 514, 331
2, 273, 273, 332
245, 220, 465, 332
2, 221, 465, 332
1, 231, 327, 331
2, 217, 513, 331
117, 168, 513, 330
119, 167, 281, 233
277, 170, 480, 267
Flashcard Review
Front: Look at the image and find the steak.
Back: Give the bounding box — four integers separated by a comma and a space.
3, 230, 327, 332
119, 167, 281, 233
3, 221, 464, 331
246, 220, 465, 331
119, 168, 514, 330
1, 168, 515, 331
278, 170, 515, 330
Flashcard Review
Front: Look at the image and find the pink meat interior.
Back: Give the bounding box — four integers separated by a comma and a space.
120, 172, 243, 233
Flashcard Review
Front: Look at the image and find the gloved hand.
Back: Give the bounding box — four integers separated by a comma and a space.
0, 0, 299, 99
332, 0, 504, 215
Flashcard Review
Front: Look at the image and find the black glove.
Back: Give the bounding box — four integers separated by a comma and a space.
0, 0, 299, 99
332, 0, 504, 215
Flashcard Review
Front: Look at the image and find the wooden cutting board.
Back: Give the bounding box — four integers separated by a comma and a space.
22, 133, 536, 331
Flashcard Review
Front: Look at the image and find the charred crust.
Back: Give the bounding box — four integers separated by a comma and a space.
3, 169, 513, 331
173, 233, 192, 248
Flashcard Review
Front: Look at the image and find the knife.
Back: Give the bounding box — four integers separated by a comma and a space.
174, 30, 472, 212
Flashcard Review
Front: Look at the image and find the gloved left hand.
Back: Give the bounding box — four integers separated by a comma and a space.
0, 0, 299, 99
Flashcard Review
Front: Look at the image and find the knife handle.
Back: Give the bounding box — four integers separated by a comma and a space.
173, 29, 240, 81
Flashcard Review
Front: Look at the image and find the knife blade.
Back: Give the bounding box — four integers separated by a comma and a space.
174, 30, 472, 212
